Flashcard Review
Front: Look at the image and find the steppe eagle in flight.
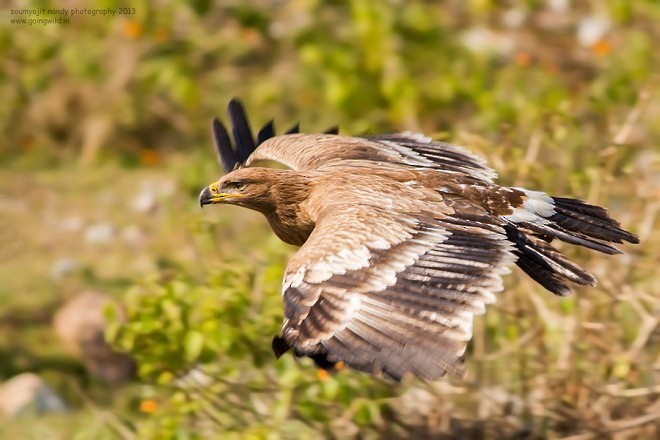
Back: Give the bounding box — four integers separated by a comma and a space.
199, 99, 638, 380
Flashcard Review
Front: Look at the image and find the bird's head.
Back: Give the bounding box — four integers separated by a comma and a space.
199, 167, 309, 213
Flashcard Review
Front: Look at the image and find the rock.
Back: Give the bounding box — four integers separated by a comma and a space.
398, 386, 437, 417
121, 225, 145, 248
577, 15, 611, 47
460, 27, 516, 56
53, 292, 136, 384
0, 373, 67, 418
501, 8, 528, 29
84, 222, 115, 244
131, 188, 157, 214
49, 257, 80, 280
58, 215, 84, 232
478, 386, 524, 419
131, 179, 176, 214
174, 367, 213, 389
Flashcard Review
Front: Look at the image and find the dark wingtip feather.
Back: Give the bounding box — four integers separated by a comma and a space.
272, 336, 291, 359
227, 98, 256, 162
257, 120, 276, 145
310, 353, 338, 371
285, 122, 300, 134
212, 117, 240, 173
214, 99, 343, 171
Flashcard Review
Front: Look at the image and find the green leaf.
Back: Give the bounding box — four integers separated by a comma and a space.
104, 321, 121, 345
613, 355, 631, 379
162, 299, 181, 322
184, 331, 205, 362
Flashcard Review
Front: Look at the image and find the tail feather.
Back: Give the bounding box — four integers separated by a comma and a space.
550, 198, 640, 245
519, 221, 622, 255
505, 225, 596, 291
511, 248, 572, 296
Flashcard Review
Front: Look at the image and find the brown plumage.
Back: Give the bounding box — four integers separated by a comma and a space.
199, 100, 639, 381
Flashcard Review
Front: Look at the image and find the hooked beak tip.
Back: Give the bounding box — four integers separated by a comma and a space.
199, 186, 213, 208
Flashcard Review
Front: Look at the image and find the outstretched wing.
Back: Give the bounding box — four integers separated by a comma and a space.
246, 132, 497, 182
278, 198, 515, 380
214, 99, 496, 181
368, 132, 497, 181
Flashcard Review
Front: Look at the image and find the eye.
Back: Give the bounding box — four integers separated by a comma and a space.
229, 181, 246, 191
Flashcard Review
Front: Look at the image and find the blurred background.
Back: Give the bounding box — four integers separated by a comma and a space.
1, 0, 659, 438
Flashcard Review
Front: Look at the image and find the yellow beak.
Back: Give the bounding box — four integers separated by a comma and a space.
199, 182, 245, 207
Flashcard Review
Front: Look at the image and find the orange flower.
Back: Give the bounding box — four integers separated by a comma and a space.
154, 26, 169, 43
316, 369, 330, 381
592, 38, 611, 56
140, 149, 160, 166
123, 21, 143, 39
514, 52, 532, 67
139, 399, 158, 413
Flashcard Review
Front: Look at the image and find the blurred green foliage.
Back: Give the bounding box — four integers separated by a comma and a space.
112, 262, 398, 438
3, 0, 659, 168
2, 0, 659, 438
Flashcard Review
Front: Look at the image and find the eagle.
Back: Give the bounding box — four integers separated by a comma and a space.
199, 99, 638, 380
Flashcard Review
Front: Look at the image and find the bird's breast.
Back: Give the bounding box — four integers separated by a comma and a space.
265, 211, 315, 247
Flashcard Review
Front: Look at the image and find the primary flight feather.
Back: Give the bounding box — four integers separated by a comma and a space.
199, 99, 638, 381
